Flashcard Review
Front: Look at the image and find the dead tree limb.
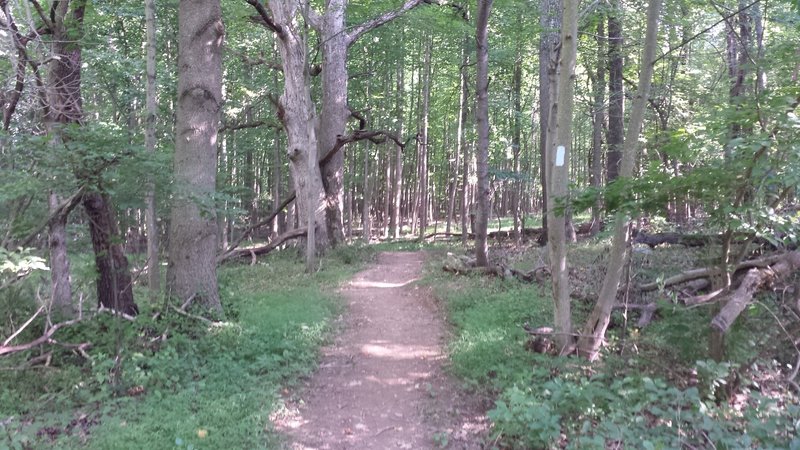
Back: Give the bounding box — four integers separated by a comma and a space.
712, 251, 800, 333
217, 193, 296, 263
220, 228, 307, 263
0, 317, 83, 357
638, 253, 786, 291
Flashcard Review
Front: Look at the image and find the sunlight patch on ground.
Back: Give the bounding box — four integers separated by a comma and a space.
348, 278, 420, 288
360, 343, 440, 359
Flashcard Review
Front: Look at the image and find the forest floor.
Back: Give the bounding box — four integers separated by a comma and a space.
272, 251, 489, 449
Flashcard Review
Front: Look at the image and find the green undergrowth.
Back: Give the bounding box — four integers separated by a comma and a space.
0, 245, 374, 449
427, 244, 800, 449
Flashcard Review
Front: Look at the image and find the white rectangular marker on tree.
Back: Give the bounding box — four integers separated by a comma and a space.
556, 145, 565, 167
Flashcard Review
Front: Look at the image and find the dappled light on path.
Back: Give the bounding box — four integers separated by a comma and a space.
272, 251, 487, 449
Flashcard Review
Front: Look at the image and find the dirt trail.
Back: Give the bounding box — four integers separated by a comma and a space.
272, 251, 488, 449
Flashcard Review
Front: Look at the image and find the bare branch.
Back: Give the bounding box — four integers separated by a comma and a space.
346, 0, 426, 47
16, 187, 85, 249
245, 0, 284, 36
219, 119, 280, 133
0, 317, 83, 357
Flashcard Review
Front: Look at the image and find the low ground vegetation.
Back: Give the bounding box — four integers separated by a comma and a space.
0, 246, 373, 449
427, 230, 800, 449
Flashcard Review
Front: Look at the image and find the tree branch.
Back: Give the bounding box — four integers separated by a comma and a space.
16, 187, 85, 249
219, 119, 280, 133
245, 0, 284, 37
346, 0, 427, 47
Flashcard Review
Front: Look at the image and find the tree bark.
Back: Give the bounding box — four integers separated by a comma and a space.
512, 49, 523, 240
579, 0, 662, 360
45, 0, 138, 316
318, 0, 349, 247
48, 192, 73, 316
606, 0, 624, 182
390, 54, 405, 238
474, 0, 492, 267
459, 34, 471, 247
546, 0, 578, 353
417, 36, 432, 240
590, 19, 606, 236
539, 0, 561, 240
144, 0, 160, 302
167, 0, 224, 312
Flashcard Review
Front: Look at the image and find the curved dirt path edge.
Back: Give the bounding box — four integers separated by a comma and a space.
270, 251, 489, 449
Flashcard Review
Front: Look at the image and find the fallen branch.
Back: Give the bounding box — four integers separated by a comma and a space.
441, 253, 545, 283
217, 193, 296, 263
613, 302, 658, 327
0, 317, 82, 357
638, 253, 786, 291
712, 251, 800, 333
219, 228, 307, 263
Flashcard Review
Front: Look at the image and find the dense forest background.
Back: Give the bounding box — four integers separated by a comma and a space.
1, 0, 799, 448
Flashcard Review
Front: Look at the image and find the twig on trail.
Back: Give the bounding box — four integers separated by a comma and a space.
373, 426, 395, 436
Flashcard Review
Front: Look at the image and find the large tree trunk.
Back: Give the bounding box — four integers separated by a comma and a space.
84, 192, 137, 315
167, 0, 224, 312
319, 0, 349, 247
270, 0, 330, 261
46, 0, 138, 316
474, 0, 492, 267
546, 0, 578, 353
144, 0, 160, 302
539, 0, 561, 241
606, 0, 624, 183
578, 0, 662, 360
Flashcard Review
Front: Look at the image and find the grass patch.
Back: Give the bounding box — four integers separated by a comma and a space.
0, 247, 373, 449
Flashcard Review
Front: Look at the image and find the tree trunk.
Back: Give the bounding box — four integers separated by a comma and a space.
363, 142, 372, 243
167, 0, 224, 312
84, 192, 137, 315
474, 0, 493, 267
606, 0, 624, 183
512, 49, 522, 240
539, 0, 561, 241
144, 0, 160, 301
459, 34, 471, 247
389, 51, 405, 239
590, 19, 606, 236
578, 0, 662, 360
270, 0, 330, 261
48, 192, 73, 316
319, 0, 349, 247
46, 0, 137, 315
546, 0, 578, 353
417, 36, 432, 240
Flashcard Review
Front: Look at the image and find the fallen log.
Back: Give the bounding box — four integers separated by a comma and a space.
612, 303, 659, 327
638, 253, 786, 291
712, 251, 800, 333
218, 228, 307, 264
633, 231, 777, 249
442, 253, 546, 284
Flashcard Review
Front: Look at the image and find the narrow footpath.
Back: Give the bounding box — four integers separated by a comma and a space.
272, 251, 488, 449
